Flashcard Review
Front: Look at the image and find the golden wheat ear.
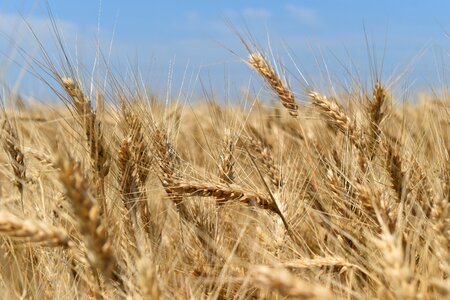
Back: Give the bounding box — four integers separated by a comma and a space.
248, 52, 298, 117
61, 77, 110, 215
0, 211, 70, 247
1, 118, 27, 198
56, 157, 117, 280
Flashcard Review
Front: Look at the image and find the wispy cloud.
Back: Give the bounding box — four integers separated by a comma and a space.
0, 11, 100, 59
2, 13, 84, 40
285, 4, 319, 27
242, 8, 271, 20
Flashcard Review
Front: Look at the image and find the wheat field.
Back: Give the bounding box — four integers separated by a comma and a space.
0, 26, 448, 299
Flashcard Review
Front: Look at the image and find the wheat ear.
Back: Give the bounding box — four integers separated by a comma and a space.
0, 211, 70, 247
168, 180, 275, 211
309, 91, 361, 148
61, 77, 110, 215
251, 265, 333, 299
57, 158, 116, 279
366, 82, 386, 159
1, 119, 26, 200
245, 134, 283, 189
384, 140, 406, 202
218, 128, 236, 184
121, 108, 152, 234
249, 52, 298, 117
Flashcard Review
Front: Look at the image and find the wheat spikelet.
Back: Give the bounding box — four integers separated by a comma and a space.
248, 52, 298, 117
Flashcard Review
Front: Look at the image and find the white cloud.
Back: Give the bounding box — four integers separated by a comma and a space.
0, 12, 84, 48
242, 8, 271, 20
285, 4, 319, 27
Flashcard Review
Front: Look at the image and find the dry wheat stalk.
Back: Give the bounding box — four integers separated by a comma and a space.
248, 53, 298, 117
0, 211, 70, 247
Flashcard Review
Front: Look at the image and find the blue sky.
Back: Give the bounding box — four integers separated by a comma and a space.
0, 1, 448, 101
